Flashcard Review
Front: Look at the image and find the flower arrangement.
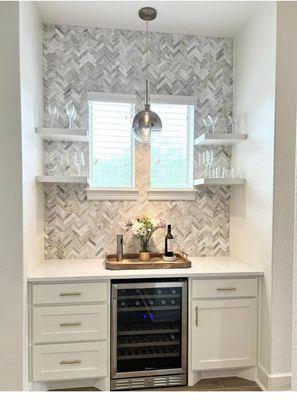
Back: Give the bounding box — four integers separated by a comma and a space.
126, 214, 166, 256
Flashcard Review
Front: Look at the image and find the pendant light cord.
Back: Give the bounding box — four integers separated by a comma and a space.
145, 19, 149, 106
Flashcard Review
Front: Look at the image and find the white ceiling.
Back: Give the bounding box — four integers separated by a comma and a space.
36, 1, 267, 37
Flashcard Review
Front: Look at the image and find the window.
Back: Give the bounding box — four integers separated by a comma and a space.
150, 97, 195, 189
88, 93, 136, 188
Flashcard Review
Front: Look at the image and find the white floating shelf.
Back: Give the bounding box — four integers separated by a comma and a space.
194, 178, 245, 186
36, 176, 88, 184
195, 133, 247, 146
35, 127, 89, 142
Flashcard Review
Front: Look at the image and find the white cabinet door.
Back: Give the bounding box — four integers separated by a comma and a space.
191, 298, 257, 371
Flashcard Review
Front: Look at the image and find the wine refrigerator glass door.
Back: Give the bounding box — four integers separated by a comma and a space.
111, 280, 187, 379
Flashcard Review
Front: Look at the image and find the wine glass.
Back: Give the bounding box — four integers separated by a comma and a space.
66, 103, 77, 129
202, 117, 211, 134
45, 152, 54, 175
228, 113, 234, 134
205, 150, 214, 177
207, 115, 215, 134
60, 153, 70, 176
73, 151, 80, 176
47, 104, 59, 128
198, 152, 203, 168
80, 151, 85, 171
79, 151, 86, 175
73, 151, 85, 176
201, 150, 213, 177
213, 113, 228, 135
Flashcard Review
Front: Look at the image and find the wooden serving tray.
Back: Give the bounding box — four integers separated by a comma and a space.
105, 253, 191, 270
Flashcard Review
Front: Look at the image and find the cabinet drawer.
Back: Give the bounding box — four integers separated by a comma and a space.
33, 342, 107, 381
33, 304, 107, 343
192, 278, 258, 299
33, 282, 107, 305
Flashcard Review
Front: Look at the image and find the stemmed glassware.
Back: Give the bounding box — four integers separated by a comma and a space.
46, 102, 77, 129
73, 151, 85, 176
45, 152, 55, 175
198, 149, 242, 179
45, 150, 86, 177
198, 150, 214, 177
66, 103, 77, 129
60, 153, 70, 176
47, 104, 59, 128
202, 113, 236, 135
203, 150, 214, 177
212, 114, 228, 135
202, 114, 215, 134
79, 152, 86, 175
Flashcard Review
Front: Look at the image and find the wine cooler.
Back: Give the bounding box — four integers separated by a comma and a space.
111, 278, 188, 390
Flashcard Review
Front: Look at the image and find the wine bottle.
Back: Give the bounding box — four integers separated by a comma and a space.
165, 224, 174, 257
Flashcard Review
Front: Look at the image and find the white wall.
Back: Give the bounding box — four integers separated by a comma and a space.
231, 1, 276, 377
232, 1, 297, 389
0, 1, 24, 390
271, 1, 297, 378
293, 141, 297, 389
19, 1, 44, 389
0, 1, 43, 390
276, 1, 297, 390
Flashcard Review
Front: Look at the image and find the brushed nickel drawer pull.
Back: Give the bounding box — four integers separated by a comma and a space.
60, 360, 81, 365
217, 287, 237, 291
59, 322, 82, 327
59, 292, 82, 297
195, 306, 199, 326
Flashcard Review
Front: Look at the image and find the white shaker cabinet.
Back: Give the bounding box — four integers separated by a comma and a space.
29, 281, 109, 385
191, 278, 258, 371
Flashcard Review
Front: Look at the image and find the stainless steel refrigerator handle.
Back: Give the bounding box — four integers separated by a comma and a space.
111, 284, 118, 379
114, 281, 185, 290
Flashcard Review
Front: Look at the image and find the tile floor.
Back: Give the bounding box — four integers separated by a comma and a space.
51, 377, 261, 391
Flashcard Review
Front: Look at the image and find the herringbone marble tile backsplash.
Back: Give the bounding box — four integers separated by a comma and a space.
43, 24, 233, 259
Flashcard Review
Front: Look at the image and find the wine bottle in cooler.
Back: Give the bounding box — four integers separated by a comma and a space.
165, 224, 174, 257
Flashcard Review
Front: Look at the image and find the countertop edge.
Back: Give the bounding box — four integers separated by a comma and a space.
27, 270, 264, 283
27, 257, 264, 283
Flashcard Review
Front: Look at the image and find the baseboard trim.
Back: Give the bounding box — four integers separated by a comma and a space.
255, 379, 267, 392
27, 367, 292, 391
257, 365, 291, 391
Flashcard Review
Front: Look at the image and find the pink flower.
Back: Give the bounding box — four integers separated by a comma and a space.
159, 218, 167, 229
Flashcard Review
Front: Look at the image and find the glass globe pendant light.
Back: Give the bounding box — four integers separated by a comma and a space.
132, 7, 162, 144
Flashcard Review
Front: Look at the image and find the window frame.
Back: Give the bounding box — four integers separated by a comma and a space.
87, 92, 137, 195
86, 92, 197, 201
149, 94, 196, 193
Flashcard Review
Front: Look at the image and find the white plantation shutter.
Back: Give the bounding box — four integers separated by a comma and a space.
150, 102, 194, 189
89, 98, 135, 188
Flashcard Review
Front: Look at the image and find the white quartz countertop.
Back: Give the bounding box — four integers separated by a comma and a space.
28, 257, 263, 282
